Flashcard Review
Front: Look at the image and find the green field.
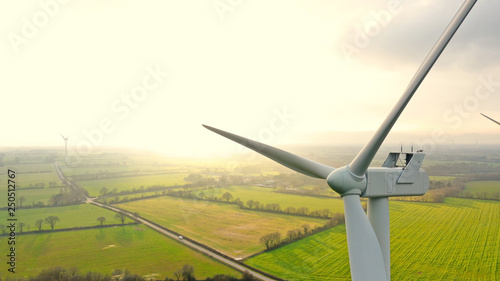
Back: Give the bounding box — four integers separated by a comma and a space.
0, 164, 64, 207
77, 173, 189, 196
196, 185, 345, 214
1, 204, 134, 231
14, 172, 62, 187
118, 196, 328, 258
10, 188, 62, 208
0, 225, 240, 280
246, 198, 500, 280
463, 181, 500, 194
60, 164, 186, 177
0, 186, 62, 208
429, 176, 456, 181
0, 164, 62, 187
99, 190, 182, 204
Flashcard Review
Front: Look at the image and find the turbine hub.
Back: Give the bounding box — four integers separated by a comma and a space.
326, 166, 367, 196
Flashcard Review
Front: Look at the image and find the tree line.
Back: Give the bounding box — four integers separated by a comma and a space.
0, 214, 130, 234
260, 213, 345, 250
0, 216, 61, 234
18, 181, 61, 189
0, 265, 257, 281
165, 189, 339, 219
70, 171, 140, 182
13, 186, 88, 209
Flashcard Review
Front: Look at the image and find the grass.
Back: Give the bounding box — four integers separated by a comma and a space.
0, 164, 62, 188
60, 164, 186, 177
118, 196, 329, 259
13, 172, 63, 188
1, 163, 55, 173
246, 225, 351, 280
76, 173, 189, 196
98, 190, 180, 203
0, 164, 63, 207
463, 181, 500, 194
8, 188, 62, 208
0, 224, 241, 280
429, 176, 456, 181
196, 185, 345, 214
0, 204, 134, 231
246, 198, 500, 280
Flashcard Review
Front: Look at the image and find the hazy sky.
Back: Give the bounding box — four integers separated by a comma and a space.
1, 0, 499, 157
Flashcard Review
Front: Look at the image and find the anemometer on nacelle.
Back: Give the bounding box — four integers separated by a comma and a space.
363, 150, 429, 198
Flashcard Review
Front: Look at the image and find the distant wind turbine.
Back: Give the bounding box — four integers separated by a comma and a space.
203, 1, 478, 280
480, 113, 500, 126
60, 134, 69, 164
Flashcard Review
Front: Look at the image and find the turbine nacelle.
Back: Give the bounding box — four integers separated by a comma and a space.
364, 167, 428, 198
328, 151, 429, 198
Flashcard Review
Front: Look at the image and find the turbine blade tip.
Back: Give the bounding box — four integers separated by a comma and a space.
202, 124, 215, 130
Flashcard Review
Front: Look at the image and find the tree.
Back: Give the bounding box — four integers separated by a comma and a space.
100, 186, 109, 197
97, 217, 106, 225
302, 224, 310, 235
19, 222, 25, 233
246, 199, 254, 209
297, 207, 309, 215
45, 216, 60, 230
173, 269, 182, 281
327, 213, 345, 227
284, 206, 296, 214
221, 192, 233, 202
493, 192, 500, 200
321, 209, 331, 218
18, 196, 26, 207
253, 201, 260, 210
181, 264, 195, 281
234, 198, 244, 208
260, 232, 281, 250
35, 219, 43, 231
260, 233, 273, 249
242, 271, 257, 281
114, 213, 127, 225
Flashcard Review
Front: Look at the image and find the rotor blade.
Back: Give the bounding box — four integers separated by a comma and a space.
349, 0, 477, 177
203, 125, 335, 179
481, 113, 500, 126
343, 194, 387, 281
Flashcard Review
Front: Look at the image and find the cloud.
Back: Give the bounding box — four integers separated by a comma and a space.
331, 0, 500, 71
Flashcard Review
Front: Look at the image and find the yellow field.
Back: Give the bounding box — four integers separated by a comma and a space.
118, 196, 328, 258
246, 198, 500, 280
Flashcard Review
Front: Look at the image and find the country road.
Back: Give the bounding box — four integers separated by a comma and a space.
91, 201, 278, 281
53, 162, 279, 281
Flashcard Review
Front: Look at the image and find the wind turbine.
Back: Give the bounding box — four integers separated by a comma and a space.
60, 134, 69, 164
203, 1, 478, 280
481, 113, 500, 126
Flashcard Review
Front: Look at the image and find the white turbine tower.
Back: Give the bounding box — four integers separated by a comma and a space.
60, 134, 69, 165
481, 113, 500, 126
203, 1, 478, 280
